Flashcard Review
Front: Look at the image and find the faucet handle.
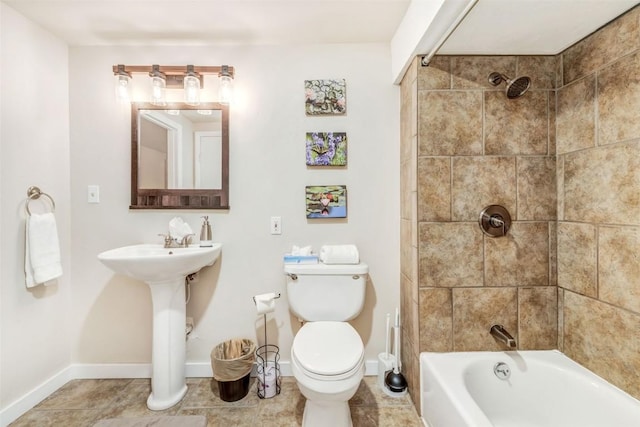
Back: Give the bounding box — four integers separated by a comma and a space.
180, 233, 195, 247
158, 233, 174, 247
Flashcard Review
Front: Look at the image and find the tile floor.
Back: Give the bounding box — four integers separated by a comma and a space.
10, 376, 423, 426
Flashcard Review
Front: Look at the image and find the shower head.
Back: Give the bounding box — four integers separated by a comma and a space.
488, 72, 531, 99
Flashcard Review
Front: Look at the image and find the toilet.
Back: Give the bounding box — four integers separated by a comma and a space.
285, 262, 369, 427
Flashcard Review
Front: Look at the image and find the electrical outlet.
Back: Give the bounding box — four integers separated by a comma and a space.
270, 216, 282, 235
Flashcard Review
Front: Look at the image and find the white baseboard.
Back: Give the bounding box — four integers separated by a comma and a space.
71, 363, 152, 379
0, 366, 74, 427
364, 360, 378, 376
0, 359, 380, 427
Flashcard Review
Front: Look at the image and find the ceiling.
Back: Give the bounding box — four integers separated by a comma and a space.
3, 0, 639, 54
438, 0, 640, 55
2, 0, 411, 46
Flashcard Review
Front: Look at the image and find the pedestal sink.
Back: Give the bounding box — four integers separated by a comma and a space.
98, 243, 221, 410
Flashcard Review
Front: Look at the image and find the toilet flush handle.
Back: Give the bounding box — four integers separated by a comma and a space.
287, 273, 298, 280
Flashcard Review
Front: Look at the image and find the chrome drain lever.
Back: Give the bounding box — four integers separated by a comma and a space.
494, 362, 511, 380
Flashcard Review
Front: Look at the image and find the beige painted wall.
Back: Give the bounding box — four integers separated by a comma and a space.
0, 3, 72, 411
68, 44, 401, 367
0, 10, 401, 418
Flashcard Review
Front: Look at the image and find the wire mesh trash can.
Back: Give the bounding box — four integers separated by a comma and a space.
211, 338, 256, 402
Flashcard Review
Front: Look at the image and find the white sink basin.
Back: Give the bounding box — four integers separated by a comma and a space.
98, 243, 221, 283
97, 242, 222, 410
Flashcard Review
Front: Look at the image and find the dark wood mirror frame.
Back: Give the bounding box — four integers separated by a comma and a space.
130, 102, 229, 210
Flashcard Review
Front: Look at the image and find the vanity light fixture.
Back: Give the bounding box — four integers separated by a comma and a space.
218, 65, 233, 104
183, 64, 201, 106
114, 64, 133, 104
112, 64, 235, 104
149, 65, 167, 106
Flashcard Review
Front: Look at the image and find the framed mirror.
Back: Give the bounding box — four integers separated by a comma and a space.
130, 102, 229, 209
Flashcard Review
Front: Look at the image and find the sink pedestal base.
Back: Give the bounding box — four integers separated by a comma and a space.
146, 278, 188, 410
97, 243, 222, 410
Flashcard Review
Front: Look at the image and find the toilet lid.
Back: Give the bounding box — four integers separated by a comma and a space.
292, 321, 364, 376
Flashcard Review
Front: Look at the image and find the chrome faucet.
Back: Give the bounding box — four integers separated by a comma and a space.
158, 233, 194, 248
490, 324, 517, 348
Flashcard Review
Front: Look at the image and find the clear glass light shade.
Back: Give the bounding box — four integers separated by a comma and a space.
115, 74, 132, 103
219, 75, 233, 104
150, 75, 167, 106
184, 74, 200, 106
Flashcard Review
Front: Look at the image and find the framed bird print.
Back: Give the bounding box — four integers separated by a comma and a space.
305, 185, 347, 218
305, 132, 347, 166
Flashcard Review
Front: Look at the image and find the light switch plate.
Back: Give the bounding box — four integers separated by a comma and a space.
270, 216, 282, 235
88, 185, 100, 203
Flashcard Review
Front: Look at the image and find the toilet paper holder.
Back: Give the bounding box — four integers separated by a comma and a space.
252, 292, 281, 305
253, 292, 281, 316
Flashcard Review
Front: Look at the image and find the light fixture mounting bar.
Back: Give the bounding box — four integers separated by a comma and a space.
111, 65, 234, 78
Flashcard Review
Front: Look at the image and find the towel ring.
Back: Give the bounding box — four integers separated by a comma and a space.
26, 186, 56, 216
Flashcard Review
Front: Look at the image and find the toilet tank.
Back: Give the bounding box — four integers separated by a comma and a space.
284, 263, 368, 322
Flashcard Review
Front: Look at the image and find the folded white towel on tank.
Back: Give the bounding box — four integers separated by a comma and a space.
319, 244, 359, 264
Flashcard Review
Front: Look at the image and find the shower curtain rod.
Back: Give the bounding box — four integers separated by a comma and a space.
421, 0, 479, 67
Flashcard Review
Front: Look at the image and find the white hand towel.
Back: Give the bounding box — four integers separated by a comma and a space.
319, 244, 360, 264
25, 212, 63, 287
169, 217, 193, 239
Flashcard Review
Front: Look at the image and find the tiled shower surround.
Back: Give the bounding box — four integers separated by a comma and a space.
400, 6, 640, 413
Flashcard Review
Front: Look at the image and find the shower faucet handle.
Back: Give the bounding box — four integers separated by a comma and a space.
488, 214, 504, 228
479, 205, 511, 238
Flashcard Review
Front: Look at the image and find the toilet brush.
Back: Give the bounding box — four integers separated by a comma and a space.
384, 308, 408, 394
377, 313, 396, 389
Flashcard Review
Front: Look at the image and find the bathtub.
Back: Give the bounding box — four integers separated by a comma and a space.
420, 350, 640, 427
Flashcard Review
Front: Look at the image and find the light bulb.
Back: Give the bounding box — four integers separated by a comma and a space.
184, 66, 200, 106
218, 65, 233, 104
219, 75, 233, 104
114, 73, 132, 104
149, 65, 167, 106
150, 76, 166, 106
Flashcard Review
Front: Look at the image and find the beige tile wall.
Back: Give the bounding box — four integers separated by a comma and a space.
399, 57, 420, 409
400, 54, 558, 414
558, 5, 640, 400
413, 53, 558, 357
399, 6, 640, 414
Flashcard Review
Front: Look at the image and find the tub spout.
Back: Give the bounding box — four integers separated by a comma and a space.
490, 324, 516, 348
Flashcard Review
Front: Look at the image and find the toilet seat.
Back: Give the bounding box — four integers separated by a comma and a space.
292, 321, 364, 381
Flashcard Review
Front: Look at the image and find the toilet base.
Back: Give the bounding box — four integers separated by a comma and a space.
302, 399, 352, 427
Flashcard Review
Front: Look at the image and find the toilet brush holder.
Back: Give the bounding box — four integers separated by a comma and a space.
377, 353, 396, 390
